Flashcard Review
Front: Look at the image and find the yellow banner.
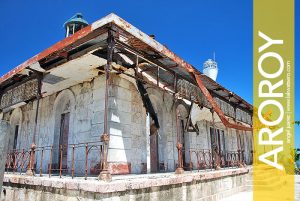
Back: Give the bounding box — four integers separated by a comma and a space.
253, 0, 294, 200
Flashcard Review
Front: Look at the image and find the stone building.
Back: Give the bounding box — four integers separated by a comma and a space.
0, 13, 253, 200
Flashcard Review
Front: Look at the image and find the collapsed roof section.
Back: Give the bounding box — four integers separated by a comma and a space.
0, 13, 252, 130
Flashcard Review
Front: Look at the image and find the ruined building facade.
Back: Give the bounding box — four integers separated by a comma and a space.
0, 14, 253, 181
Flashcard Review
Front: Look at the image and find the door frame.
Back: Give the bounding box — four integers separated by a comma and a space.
58, 112, 70, 170
150, 121, 159, 173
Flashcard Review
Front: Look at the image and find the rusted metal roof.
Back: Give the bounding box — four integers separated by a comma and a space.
0, 13, 252, 117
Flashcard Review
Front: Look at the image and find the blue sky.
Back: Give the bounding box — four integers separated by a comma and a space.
0, 1, 298, 146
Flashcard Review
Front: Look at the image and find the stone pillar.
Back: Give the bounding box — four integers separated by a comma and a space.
0, 121, 10, 194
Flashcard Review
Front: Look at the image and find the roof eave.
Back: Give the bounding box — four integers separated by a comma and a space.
0, 13, 253, 114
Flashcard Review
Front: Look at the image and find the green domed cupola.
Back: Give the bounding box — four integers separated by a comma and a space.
64, 13, 88, 37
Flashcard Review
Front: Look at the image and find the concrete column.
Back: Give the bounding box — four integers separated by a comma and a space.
0, 121, 10, 194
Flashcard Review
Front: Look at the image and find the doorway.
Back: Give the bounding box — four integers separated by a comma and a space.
58, 113, 70, 170
150, 121, 159, 173
217, 130, 226, 155
210, 128, 225, 167
13, 125, 19, 150
237, 131, 245, 163
180, 119, 186, 167
210, 128, 225, 154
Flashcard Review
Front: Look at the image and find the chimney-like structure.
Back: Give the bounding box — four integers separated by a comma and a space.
203, 59, 218, 81
64, 13, 88, 37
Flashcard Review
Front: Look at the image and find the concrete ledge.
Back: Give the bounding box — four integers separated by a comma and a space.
3, 168, 248, 194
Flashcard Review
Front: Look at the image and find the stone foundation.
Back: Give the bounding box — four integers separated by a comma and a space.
2, 168, 249, 201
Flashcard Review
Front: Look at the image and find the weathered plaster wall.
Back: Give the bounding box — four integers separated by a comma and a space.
107, 74, 147, 174
2, 74, 148, 175
0, 121, 10, 194
146, 87, 178, 171
2, 73, 252, 175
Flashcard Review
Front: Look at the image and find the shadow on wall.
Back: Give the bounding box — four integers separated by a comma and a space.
107, 75, 147, 174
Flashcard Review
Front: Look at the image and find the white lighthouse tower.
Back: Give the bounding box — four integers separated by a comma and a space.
203, 56, 218, 81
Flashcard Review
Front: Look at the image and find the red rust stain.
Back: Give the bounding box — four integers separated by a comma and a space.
161, 46, 195, 73
128, 37, 154, 51
118, 17, 132, 29
0, 15, 252, 133
159, 44, 251, 131
194, 73, 252, 131
0, 25, 93, 84
109, 162, 131, 175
